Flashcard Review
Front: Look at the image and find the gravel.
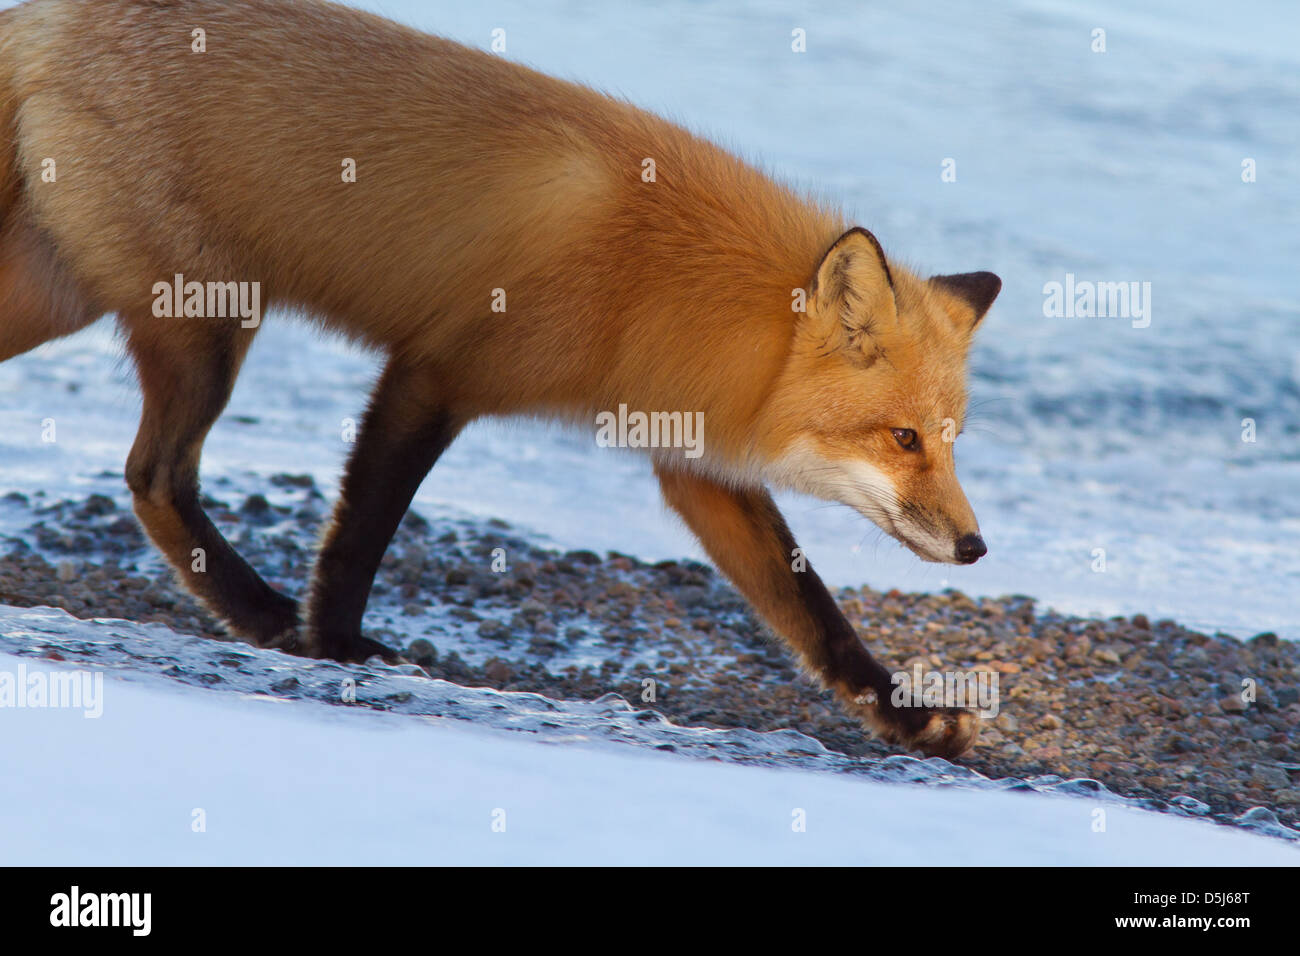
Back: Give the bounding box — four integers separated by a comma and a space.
1, 480, 1296, 832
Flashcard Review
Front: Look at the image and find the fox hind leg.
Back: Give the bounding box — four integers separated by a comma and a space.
123, 314, 300, 646
0, 209, 99, 362
0, 212, 296, 645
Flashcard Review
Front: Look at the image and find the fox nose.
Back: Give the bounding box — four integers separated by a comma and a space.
954, 533, 987, 564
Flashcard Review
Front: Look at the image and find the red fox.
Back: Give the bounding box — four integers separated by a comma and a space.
0, 0, 999, 757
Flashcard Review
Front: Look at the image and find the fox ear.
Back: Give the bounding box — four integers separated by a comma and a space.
808, 227, 898, 359
930, 271, 1001, 328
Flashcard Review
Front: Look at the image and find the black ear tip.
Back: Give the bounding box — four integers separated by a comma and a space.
964, 271, 1002, 299
931, 270, 1001, 320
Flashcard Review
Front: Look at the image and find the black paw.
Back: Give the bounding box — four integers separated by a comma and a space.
231, 592, 301, 649
316, 632, 404, 666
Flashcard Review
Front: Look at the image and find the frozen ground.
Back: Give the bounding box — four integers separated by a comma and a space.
1, 627, 1295, 865
1, 0, 1295, 639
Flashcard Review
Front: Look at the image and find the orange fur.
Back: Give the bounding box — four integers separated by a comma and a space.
0, 0, 1000, 757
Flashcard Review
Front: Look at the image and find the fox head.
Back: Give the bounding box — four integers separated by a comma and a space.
760, 227, 1000, 565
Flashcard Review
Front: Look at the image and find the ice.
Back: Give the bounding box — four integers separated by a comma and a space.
1, 612, 1296, 864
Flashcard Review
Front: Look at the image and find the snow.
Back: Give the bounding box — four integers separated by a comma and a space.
1, 644, 1294, 865
1, 0, 1297, 861
1, 0, 1296, 639
2, 606, 1297, 863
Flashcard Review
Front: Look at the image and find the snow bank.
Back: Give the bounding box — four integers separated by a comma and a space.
0, 638, 1293, 865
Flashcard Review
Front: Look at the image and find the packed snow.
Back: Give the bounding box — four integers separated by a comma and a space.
1, 635, 1295, 865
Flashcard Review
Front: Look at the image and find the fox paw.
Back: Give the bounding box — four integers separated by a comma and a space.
847, 689, 980, 759
261, 624, 304, 655
321, 633, 404, 665
272, 627, 404, 666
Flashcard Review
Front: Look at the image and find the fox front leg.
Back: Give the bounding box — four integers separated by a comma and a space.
655, 465, 979, 759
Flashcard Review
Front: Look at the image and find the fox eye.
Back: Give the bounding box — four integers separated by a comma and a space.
891, 428, 919, 451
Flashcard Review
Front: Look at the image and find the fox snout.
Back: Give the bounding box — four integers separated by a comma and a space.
858, 471, 987, 567
954, 532, 987, 564
895, 523, 986, 566
894, 518, 986, 566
